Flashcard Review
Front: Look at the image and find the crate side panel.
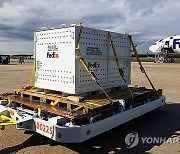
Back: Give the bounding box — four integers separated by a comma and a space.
78, 27, 109, 57
35, 27, 76, 93
74, 27, 131, 94
77, 58, 108, 86
108, 32, 131, 57
108, 58, 131, 84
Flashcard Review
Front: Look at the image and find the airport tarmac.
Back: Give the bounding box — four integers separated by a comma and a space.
0, 59, 179, 154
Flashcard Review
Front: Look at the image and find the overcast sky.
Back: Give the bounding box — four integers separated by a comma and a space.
0, 0, 179, 54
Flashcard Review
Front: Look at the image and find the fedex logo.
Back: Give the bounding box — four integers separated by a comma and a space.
47, 52, 59, 58
173, 39, 180, 49
88, 62, 100, 68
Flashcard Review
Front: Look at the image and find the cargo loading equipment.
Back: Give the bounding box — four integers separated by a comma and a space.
0, 24, 165, 143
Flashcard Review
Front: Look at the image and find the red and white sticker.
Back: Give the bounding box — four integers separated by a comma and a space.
34, 120, 53, 138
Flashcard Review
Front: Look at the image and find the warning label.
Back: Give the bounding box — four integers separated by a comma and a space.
86, 47, 102, 56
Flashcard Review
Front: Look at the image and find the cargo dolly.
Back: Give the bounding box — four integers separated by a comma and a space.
0, 24, 165, 143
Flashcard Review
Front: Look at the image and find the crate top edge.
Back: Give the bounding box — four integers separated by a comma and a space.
35, 24, 128, 36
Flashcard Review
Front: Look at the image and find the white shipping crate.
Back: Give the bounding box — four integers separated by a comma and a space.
34, 25, 131, 94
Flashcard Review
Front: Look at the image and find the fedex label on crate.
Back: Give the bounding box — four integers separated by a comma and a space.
88, 62, 100, 68
34, 120, 54, 138
47, 52, 59, 58
47, 45, 59, 58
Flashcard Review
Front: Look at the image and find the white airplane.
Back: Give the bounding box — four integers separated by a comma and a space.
149, 35, 180, 63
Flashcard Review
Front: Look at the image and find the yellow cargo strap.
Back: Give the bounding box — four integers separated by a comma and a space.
51, 99, 60, 107
67, 101, 102, 114
70, 23, 82, 27
108, 32, 133, 98
37, 105, 43, 118
50, 98, 66, 107
29, 62, 35, 86
37, 105, 42, 113
14, 85, 34, 95
70, 105, 84, 114
76, 26, 113, 103
128, 35, 156, 91
69, 105, 88, 114
86, 101, 102, 107
0, 115, 16, 126
14, 87, 26, 95
7, 97, 12, 105
0, 114, 17, 130
108, 31, 126, 82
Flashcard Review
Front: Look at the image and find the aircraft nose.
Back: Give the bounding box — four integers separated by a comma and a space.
149, 45, 161, 52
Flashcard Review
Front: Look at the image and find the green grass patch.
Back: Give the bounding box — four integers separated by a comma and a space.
131, 57, 155, 62
175, 58, 180, 63
132, 57, 180, 63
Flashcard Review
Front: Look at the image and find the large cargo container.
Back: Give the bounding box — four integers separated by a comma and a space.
34, 26, 131, 94
0, 24, 165, 143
